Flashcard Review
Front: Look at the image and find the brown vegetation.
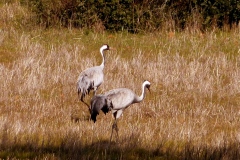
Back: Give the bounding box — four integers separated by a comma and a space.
0, 2, 240, 159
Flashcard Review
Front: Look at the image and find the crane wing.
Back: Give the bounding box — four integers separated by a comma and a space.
104, 88, 135, 110
78, 66, 103, 87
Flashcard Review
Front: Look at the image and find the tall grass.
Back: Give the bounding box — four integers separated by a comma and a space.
0, 2, 240, 159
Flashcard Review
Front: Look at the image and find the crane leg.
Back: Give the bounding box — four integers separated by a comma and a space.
115, 122, 119, 140
80, 96, 91, 114
109, 120, 119, 144
93, 87, 98, 95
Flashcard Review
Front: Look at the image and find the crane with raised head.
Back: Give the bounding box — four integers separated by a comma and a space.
77, 44, 111, 112
90, 80, 151, 142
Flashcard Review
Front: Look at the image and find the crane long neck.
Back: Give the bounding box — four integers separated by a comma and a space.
100, 48, 105, 69
135, 83, 147, 103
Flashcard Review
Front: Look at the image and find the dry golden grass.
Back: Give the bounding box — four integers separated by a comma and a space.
0, 2, 240, 159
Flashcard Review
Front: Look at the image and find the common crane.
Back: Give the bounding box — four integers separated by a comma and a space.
77, 44, 110, 111
90, 80, 151, 142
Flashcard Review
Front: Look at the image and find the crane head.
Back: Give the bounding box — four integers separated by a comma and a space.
144, 80, 151, 93
101, 44, 116, 52
101, 44, 110, 51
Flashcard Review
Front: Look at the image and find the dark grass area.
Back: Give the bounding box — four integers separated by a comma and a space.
1, 140, 239, 159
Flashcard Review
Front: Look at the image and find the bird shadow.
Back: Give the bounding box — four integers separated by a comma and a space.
70, 115, 91, 122
71, 103, 92, 122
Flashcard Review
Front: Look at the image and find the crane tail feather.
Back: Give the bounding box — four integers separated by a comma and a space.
77, 75, 94, 101
90, 95, 112, 123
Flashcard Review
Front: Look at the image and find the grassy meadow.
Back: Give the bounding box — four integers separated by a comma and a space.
1, 2, 240, 159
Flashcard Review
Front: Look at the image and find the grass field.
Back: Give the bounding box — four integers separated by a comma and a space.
0, 2, 240, 160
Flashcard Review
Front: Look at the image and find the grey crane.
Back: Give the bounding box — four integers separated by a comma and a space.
90, 80, 151, 142
77, 44, 110, 111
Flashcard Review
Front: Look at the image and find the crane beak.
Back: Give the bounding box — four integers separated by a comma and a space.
147, 86, 151, 93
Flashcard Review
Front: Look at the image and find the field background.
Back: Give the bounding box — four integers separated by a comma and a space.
0, 2, 240, 160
